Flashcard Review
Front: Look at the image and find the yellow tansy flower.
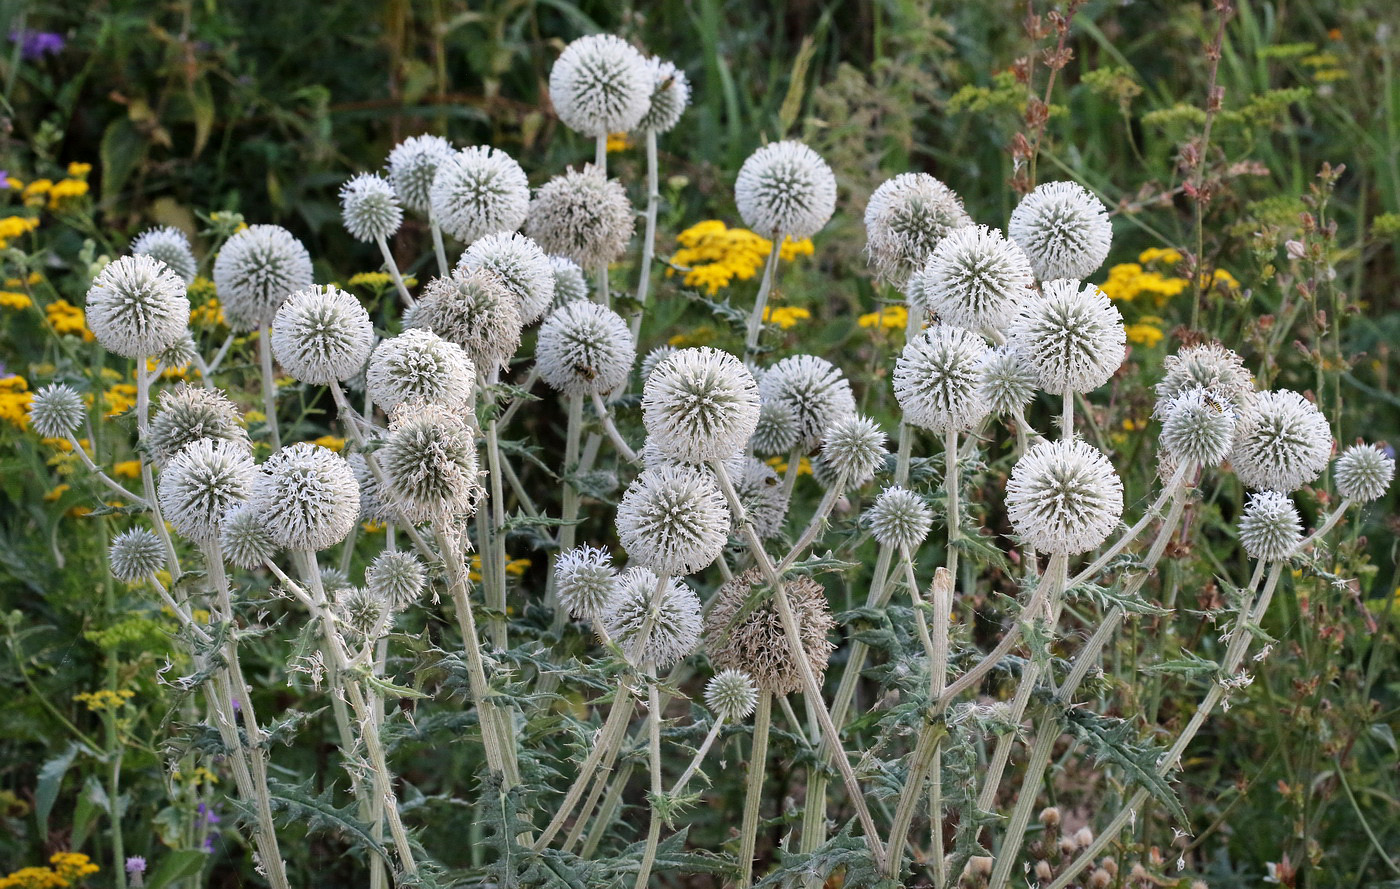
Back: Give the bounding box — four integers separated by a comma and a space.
763, 305, 812, 329
0, 290, 32, 310
0, 375, 32, 429
605, 132, 630, 153
47, 179, 89, 208
66, 162, 93, 179
113, 460, 142, 479
46, 299, 94, 340
313, 435, 346, 452
858, 305, 909, 330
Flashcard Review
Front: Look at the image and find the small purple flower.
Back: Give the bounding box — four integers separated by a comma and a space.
9, 30, 65, 60
0, 172, 8, 189
126, 856, 147, 888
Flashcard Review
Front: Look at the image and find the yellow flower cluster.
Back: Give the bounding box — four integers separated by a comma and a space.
858, 305, 909, 330
0, 214, 40, 249
765, 455, 812, 476
1099, 262, 1188, 305
172, 765, 220, 786
1, 273, 43, 310
113, 460, 142, 479
104, 384, 138, 417
467, 555, 532, 583
313, 435, 346, 452
605, 132, 630, 153
762, 305, 811, 329
669, 221, 815, 295
73, 689, 135, 712
348, 271, 418, 294
0, 375, 32, 429
1125, 316, 1167, 347
0, 852, 100, 889
16, 167, 91, 211
46, 300, 93, 340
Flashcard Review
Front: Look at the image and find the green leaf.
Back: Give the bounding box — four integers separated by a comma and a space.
1060, 704, 1187, 824
99, 117, 147, 207
35, 742, 80, 839
144, 850, 208, 889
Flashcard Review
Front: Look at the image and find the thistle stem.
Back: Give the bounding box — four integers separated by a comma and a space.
632, 670, 665, 889
744, 238, 784, 365
669, 715, 727, 796
376, 235, 414, 308
533, 686, 636, 850
591, 391, 639, 464
428, 209, 449, 278
737, 691, 772, 889
257, 322, 281, 450
630, 129, 660, 342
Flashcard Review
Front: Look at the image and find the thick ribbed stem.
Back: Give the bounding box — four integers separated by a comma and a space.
743, 238, 783, 365
632, 672, 665, 889
737, 691, 772, 888
548, 393, 585, 626
428, 209, 449, 277
670, 716, 727, 795
257, 323, 281, 450
376, 235, 414, 308
533, 687, 636, 850
630, 129, 660, 342
483, 411, 510, 650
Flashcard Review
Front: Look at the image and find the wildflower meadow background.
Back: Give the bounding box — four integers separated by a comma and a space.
2, 2, 1399, 889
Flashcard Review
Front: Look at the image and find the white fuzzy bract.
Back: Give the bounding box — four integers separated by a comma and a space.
536, 300, 636, 396
757, 354, 856, 451
616, 464, 730, 576
131, 226, 198, 284
526, 165, 635, 269
158, 439, 256, 543
1334, 443, 1395, 503
704, 669, 758, 722
642, 347, 759, 464
865, 486, 934, 551
894, 325, 992, 432
977, 345, 1038, 417
914, 225, 1034, 332
735, 140, 837, 239
1230, 389, 1331, 492
340, 173, 403, 242
1238, 490, 1303, 561
147, 383, 250, 467
815, 414, 888, 487
405, 266, 523, 371
387, 134, 455, 214
458, 231, 555, 324
377, 403, 482, 522
554, 545, 618, 621
637, 56, 690, 134
28, 383, 85, 438
1006, 438, 1124, 555
429, 146, 530, 244
109, 529, 166, 582
254, 443, 360, 551
271, 286, 375, 385
1008, 181, 1112, 281
602, 567, 702, 668
1007, 279, 1124, 395
366, 328, 475, 414
213, 225, 314, 331
86, 254, 190, 359
864, 173, 972, 286
549, 34, 652, 137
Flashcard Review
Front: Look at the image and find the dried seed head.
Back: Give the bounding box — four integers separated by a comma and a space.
526, 165, 635, 269
705, 569, 835, 696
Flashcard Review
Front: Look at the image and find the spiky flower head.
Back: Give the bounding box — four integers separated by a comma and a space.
894, 324, 992, 433
366, 550, 427, 611
157, 332, 200, 372
602, 567, 702, 668
637, 56, 690, 134
1155, 342, 1256, 419
158, 439, 256, 543
339, 173, 403, 243
147, 383, 250, 467
864, 173, 972, 287
348, 453, 411, 526
335, 586, 389, 644
704, 669, 758, 722
977, 345, 1038, 417
705, 569, 835, 696
429, 146, 530, 244
213, 224, 314, 331
642, 347, 760, 464
1238, 490, 1303, 561
28, 383, 85, 438
377, 402, 482, 522
814, 414, 888, 487
366, 329, 474, 415
1230, 389, 1331, 492
731, 456, 789, 539
131, 226, 197, 284
1006, 438, 1124, 555
735, 140, 837, 240
220, 502, 279, 570
914, 225, 1034, 332
1007, 279, 1124, 395
526, 165, 635, 269
270, 285, 374, 385
1008, 181, 1112, 281
639, 345, 677, 385
85, 254, 190, 359
865, 486, 934, 551
536, 300, 636, 396
750, 398, 800, 456
548, 255, 589, 307
387, 134, 455, 214
616, 464, 731, 576
109, 528, 165, 582
549, 34, 652, 136
554, 545, 619, 621
1334, 443, 1395, 503
253, 443, 360, 551
458, 232, 556, 325
405, 266, 522, 371
757, 354, 856, 451
1159, 386, 1237, 468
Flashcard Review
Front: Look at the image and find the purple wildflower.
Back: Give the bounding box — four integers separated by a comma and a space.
9, 30, 65, 60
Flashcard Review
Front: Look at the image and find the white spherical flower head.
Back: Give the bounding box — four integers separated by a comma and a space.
639, 345, 677, 386
1155, 342, 1257, 420
157, 332, 200, 371
429, 145, 530, 244
548, 255, 589, 307
348, 453, 410, 527
550, 34, 652, 137
864, 173, 972, 287
86, 254, 190, 359
643, 347, 760, 464
977, 345, 1038, 418
1007, 438, 1124, 555
750, 398, 801, 456
732, 456, 790, 539
340, 173, 402, 242
405, 266, 523, 371
158, 439, 256, 543
109, 528, 165, 582
603, 567, 702, 668
865, 486, 934, 551
537, 300, 636, 396
704, 669, 758, 722
1238, 490, 1303, 561
254, 442, 361, 551
554, 545, 618, 621
1008, 279, 1125, 395
365, 550, 427, 611
387, 134, 455, 214
815, 414, 888, 488
378, 402, 482, 522
220, 502, 279, 570
131, 226, 197, 284
147, 383, 251, 467
1159, 386, 1237, 468
366, 329, 475, 414
735, 140, 837, 240
526, 165, 635, 269
271, 285, 374, 385
757, 354, 857, 451
1230, 389, 1331, 492
616, 464, 731, 576
637, 56, 690, 134
1334, 443, 1395, 502
894, 325, 992, 433
28, 383, 85, 438
213, 224, 314, 331
1008, 181, 1112, 281
458, 231, 555, 324
915, 225, 1035, 332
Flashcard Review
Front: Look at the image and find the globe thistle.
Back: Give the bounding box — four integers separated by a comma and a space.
637, 56, 690, 134
429, 146, 530, 244
335, 586, 389, 643
865, 486, 934, 551
864, 173, 972, 287
1334, 443, 1395, 502
213, 225, 314, 332
321, 567, 353, 594
1238, 490, 1303, 561
158, 439, 256, 543
1006, 438, 1124, 555
85, 254, 191, 359
1155, 342, 1256, 419
377, 403, 482, 522
731, 457, 790, 539
642, 347, 760, 464
219, 502, 279, 570
638, 345, 676, 386
705, 569, 835, 696
109, 528, 165, 582
977, 345, 1038, 418
253, 442, 361, 552
1230, 389, 1332, 492
131, 226, 197, 284
536, 300, 636, 396
28, 383, 85, 438
914, 225, 1034, 332
814, 414, 888, 487
146, 383, 251, 467
348, 452, 411, 527
339, 173, 403, 243
548, 255, 589, 307
156, 332, 200, 371
387, 134, 455, 214
457, 231, 555, 324
602, 567, 702, 668
704, 669, 758, 722
1158, 386, 1237, 468
526, 165, 635, 269
365, 550, 427, 611
405, 266, 523, 371
1007, 279, 1125, 395
894, 325, 992, 433
757, 355, 856, 451
616, 464, 731, 576
549, 34, 652, 137
1008, 181, 1112, 282
270, 285, 374, 385
734, 140, 837, 240
365, 329, 474, 415
554, 545, 619, 621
